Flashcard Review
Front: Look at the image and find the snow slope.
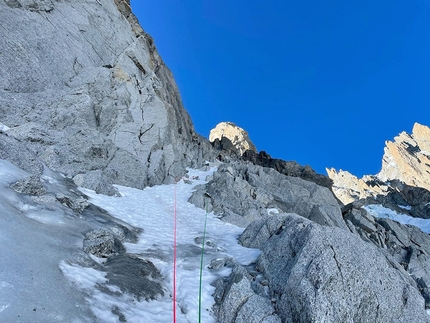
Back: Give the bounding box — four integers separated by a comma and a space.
364, 204, 430, 234
66, 166, 260, 322
0, 160, 260, 322
0, 160, 96, 322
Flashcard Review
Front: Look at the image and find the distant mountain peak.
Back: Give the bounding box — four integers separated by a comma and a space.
209, 121, 257, 156
378, 122, 430, 189
327, 123, 430, 217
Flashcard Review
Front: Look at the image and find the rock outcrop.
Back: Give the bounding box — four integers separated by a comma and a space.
189, 161, 346, 229
239, 213, 430, 323
244, 150, 333, 190
209, 122, 257, 156
328, 123, 430, 206
0, 0, 213, 194
327, 123, 430, 220
379, 123, 430, 189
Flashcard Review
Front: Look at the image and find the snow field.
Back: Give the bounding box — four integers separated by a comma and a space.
364, 204, 430, 234
63, 166, 261, 322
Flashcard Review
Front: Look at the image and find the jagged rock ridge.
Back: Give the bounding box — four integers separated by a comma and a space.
327, 123, 430, 217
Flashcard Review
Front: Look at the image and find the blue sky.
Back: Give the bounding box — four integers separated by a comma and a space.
130, 0, 430, 177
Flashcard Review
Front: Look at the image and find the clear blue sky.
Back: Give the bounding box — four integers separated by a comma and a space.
130, 0, 430, 177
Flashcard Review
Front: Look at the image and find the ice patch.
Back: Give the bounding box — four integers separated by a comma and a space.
267, 208, 279, 215
0, 122, 10, 132
59, 261, 107, 290
0, 304, 10, 313
0, 159, 29, 185
25, 209, 66, 225
398, 205, 412, 211
364, 204, 430, 234
0, 281, 13, 314
420, 150, 430, 157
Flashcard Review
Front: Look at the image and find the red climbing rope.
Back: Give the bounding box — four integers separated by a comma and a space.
173, 181, 177, 323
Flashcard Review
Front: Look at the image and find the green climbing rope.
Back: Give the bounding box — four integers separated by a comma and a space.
198, 196, 209, 323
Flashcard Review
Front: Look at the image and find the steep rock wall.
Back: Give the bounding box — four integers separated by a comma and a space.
0, 0, 213, 193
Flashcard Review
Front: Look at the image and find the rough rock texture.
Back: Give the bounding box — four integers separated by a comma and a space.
83, 229, 125, 258
213, 263, 281, 323
249, 213, 430, 323
379, 123, 430, 189
328, 170, 430, 220
328, 123, 430, 208
3, 1, 430, 322
244, 150, 333, 190
326, 168, 379, 204
0, 0, 213, 192
209, 122, 257, 156
10, 175, 46, 196
342, 203, 430, 308
189, 161, 346, 229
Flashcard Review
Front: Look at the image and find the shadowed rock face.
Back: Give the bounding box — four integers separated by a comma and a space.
209, 122, 257, 156
0, 0, 213, 194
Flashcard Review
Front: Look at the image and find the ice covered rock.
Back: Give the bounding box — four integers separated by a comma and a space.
104, 254, 165, 301
56, 193, 89, 213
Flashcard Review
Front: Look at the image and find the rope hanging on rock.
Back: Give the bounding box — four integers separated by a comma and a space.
198, 193, 210, 323
173, 180, 178, 323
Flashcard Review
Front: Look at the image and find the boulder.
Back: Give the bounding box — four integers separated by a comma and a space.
10, 176, 46, 196
213, 264, 280, 323
83, 229, 124, 258
256, 213, 430, 323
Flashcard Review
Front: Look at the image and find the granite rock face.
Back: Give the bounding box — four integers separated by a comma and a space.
0, 0, 213, 193
328, 123, 430, 208
342, 203, 430, 308
379, 123, 430, 189
209, 122, 257, 156
244, 150, 333, 190
2, 1, 430, 322
242, 213, 430, 323
189, 161, 346, 229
